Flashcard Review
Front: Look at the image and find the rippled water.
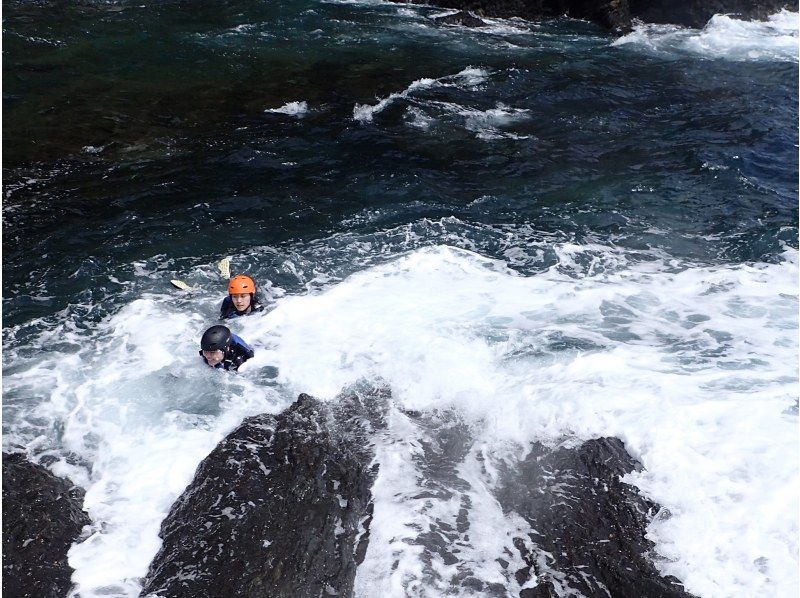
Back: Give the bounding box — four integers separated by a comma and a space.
3, 2, 798, 597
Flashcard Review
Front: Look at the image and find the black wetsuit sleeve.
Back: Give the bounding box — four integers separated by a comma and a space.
227, 335, 254, 370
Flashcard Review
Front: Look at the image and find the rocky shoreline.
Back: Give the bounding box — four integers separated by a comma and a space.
4, 391, 696, 597
141, 390, 694, 597
410, 0, 797, 33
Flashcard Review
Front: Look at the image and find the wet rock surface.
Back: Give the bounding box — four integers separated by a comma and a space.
2, 451, 90, 598
629, 0, 797, 29
400, 0, 797, 32
142, 396, 694, 597
496, 438, 695, 597
379, 409, 697, 597
141, 389, 388, 598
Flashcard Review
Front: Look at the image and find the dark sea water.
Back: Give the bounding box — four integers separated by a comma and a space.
4, 0, 797, 325
3, 1, 798, 596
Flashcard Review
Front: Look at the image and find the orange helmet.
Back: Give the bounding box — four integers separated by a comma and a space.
228, 275, 256, 295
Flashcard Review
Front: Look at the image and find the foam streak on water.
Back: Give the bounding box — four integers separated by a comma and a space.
613, 10, 799, 61
353, 66, 489, 122
265, 100, 309, 116
353, 408, 532, 596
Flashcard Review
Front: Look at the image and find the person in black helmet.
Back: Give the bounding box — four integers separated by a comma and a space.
199, 325, 254, 371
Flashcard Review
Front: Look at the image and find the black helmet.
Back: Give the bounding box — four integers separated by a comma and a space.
201, 325, 231, 352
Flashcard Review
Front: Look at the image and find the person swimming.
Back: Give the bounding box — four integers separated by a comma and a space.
199, 325, 254, 371
220, 274, 264, 319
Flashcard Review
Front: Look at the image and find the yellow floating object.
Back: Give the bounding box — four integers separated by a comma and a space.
218, 258, 231, 279
170, 279, 191, 291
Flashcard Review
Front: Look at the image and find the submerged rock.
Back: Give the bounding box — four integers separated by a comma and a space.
495, 438, 694, 597
141, 389, 388, 598
2, 452, 90, 598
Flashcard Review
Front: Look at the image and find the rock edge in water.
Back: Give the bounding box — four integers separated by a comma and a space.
143, 392, 696, 597
141, 390, 388, 598
2, 452, 91, 598
496, 437, 696, 597
417, 0, 797, 33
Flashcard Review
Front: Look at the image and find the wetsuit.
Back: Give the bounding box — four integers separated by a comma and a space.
220, 294, 264, 320
199, 333, 254, 371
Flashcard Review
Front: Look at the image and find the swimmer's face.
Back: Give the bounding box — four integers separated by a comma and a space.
202, 349, 224, 366
231, 293, 251, 312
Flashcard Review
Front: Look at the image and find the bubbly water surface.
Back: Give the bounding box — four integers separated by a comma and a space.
3, 2, 797, 597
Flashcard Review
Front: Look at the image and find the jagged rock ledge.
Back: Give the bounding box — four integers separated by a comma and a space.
142, 391, 695, 597
2, 452, 91, 598
417, 0, 798, 33
497, 438, 691, 597
141, 390, 388, 598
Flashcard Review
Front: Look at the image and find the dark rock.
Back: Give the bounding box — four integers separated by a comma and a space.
566, 0, 631, 32
2, 452, 90, 598
495, 437, 695, 597
141, 388, 388, 598
629, 0, 797, 29
399, 0, 797, 32
430, 9, 489, 27
141, 394, 695, 596
375, 411, 691, 595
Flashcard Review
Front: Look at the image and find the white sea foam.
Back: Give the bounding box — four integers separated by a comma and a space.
424, 10, 535, 36
405, 107, 436, 129
3, 243, 797, 597
243, 245, 798, 597
463, 102, 530, 139
353, 78, 440, 122
448, 66, 490, 86
420, 99, 530, 139
396, 7, 418, 18
352, 65, 527, 138
429, 9, 460, 19
228, 23, 257, 34
613, 10, 799, 62
353, 409, 533, 595
3, 297, 283, 597
352, 409, 428, 595
265, 100, 309, 116
353, 67, 489, 123
469, 15, 535, 36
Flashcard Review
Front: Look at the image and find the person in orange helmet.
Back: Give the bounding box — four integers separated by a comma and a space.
220, 274, 264, 319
